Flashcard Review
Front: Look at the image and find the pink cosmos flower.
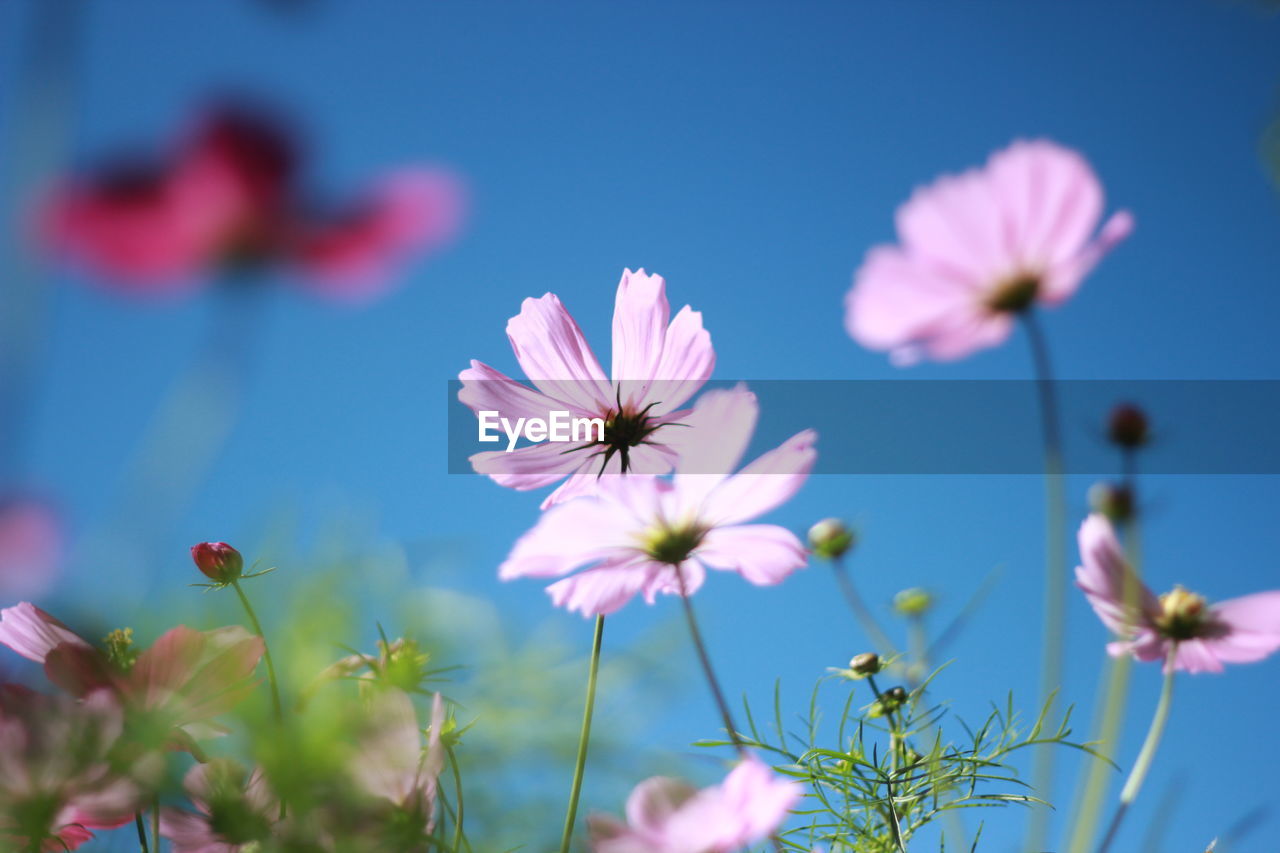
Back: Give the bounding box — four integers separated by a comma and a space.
588, 754, 801, 853
0, 685, 145, 851
42, 101, 464, 301
159, 760, 278, 853
1075, 514, 1280, 674
351, 689, 446, 816
459, 268, 716, 507
499, 388, 816, 616
0, 498, 62, 600
0, 602, 264, 741
846, 139, 1134, 364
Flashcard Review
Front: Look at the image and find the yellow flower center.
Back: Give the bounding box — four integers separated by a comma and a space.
1155, 585, 1209, 640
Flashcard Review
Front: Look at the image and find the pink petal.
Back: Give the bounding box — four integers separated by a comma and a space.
669, 387, 758, 481
716, 755, 802, 843
1073, 514, 1159, 637
985, 139, 1104, 272
1203, 591, 1280, 664
612, 269, 671, 408
506, 294, 611, 414
846, 245, 977, 354
288, 169, 467, 303
641, 560, 706, 604
499, 495, 643, 580
352, 687, 422, 805
1042, 209, 1134, 303
0, 500, 62, 599
698, 430, 818, 526
545, 558, 657, 617
459, 360, 587, 421
623, 777, 699, 835
896, 167, 1007, 286
1171, 638, 1224, 674
470, 441, 594, 491
649, 305, 714, 415
0, 602, 91, 664
696, 525, 807, 586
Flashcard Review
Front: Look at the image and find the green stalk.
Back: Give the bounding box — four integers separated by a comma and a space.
1022, 311, 1068, 852
231, 578, 284, 726
831, 554, 899, 658
1097, 649, 1177, 853
558, 614, 604, 853
134, 813, 150, 853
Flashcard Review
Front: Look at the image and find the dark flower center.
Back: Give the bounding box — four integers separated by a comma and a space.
985, 274, 1041, 314
580, 392, 667, 474
644, 522, 706, 565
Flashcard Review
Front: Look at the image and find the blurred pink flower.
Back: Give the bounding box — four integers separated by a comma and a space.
459, 268, 716, 507
500, 388, 816, 616
846, 139, 1133, 364
0, 498, 62, 600
42, 101, 464, 301
351, 689, 447, 831
1076, 514, 1280, 674
286, 169, 466, 302
0, 602, 264, 741
0, 685, 144, 851
159, 759, 278, 853
588, 754, 800, 853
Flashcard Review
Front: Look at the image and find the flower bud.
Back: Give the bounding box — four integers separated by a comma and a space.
1088, 482, 1135, 523
869, 685, 907, 718
808, 518, 854, 560
893, 587, 933, 617
848, 652, 882, 677
191, 541, 243, 583
1108, 404, 1150, 449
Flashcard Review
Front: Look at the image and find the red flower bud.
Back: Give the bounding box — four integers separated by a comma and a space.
191, 541, 243, 583
1108, 404, 1149, 449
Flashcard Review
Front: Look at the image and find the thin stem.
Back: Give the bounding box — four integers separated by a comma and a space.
134, 813, 150, 853
1022, 311, 1068, 852
866, 675, 907, 853
1097, 649, 1177, 853
831, 555, 899, 657
231, 579, 284, 727
447, 746, 469, 853
672, 567, 785, 853
558, 614, 604, 853
674, 566, 745, 755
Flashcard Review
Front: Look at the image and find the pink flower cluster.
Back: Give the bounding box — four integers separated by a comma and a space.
43, 101, 465, 302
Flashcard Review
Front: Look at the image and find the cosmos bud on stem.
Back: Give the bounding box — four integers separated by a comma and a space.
191, 541, 244, 584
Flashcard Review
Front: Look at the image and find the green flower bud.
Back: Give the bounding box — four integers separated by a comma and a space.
808, 518, 855, 560
893, 587, 933, 617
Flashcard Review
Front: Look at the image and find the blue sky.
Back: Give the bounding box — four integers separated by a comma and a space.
4, 1, 1280, 850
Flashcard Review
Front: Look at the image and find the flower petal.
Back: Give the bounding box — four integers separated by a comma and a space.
499, 495, 643, 580
506, 294, 610, 413
612, 269, 670, 408
699, 429, 818, 526
649, 305, 714, 415
545, 558, 656, 617
1073, 514, 1159, 637
696, 525, 807, 587
0, 602, 91, 664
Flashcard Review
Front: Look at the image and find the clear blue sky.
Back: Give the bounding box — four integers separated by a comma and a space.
4, 1, 1280, 850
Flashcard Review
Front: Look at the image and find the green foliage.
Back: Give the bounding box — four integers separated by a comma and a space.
697, 667, 1106, 852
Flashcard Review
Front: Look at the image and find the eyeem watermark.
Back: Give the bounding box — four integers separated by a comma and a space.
478, 410, 605, 452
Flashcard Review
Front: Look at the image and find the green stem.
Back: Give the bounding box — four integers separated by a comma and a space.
558, 614, 604, 853
866, 676, 907, 852
134, 813, 150, 853
1022, 311, 1068, 852
831, 555, 899, 658
674, 566, 745, 755
1066, 507, 1144, 853
447, 746, 469, 853
1097, 650, 1177, 853
231, 579, 283, 727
